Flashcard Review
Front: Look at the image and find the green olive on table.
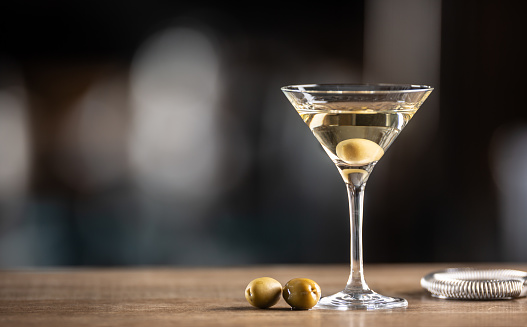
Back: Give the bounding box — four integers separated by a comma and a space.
282, 278, 321, 310
245, 277, 282, 309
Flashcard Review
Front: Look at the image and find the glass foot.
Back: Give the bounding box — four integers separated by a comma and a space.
314, 289, 408, 310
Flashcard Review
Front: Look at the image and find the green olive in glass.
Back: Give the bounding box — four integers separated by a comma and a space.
245, 277, 282, 309
282, 278, 321, 310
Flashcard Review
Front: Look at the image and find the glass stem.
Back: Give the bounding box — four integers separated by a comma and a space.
345, 182, 370, 292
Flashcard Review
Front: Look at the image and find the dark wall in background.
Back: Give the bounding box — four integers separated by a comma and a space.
0, 0, 525, 267
436, 0, 527, 262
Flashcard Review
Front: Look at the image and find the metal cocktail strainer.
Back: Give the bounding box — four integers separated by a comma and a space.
421, 268, 527, 300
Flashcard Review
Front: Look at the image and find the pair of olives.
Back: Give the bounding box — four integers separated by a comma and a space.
245, 277, 321, 310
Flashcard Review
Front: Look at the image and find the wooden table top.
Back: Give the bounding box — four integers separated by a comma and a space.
1, 263, 526, 326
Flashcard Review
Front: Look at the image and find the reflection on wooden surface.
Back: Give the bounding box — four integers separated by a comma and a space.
1, 263, 527, 326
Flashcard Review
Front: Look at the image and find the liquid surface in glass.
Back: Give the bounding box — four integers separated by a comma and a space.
298, 106, 416, 168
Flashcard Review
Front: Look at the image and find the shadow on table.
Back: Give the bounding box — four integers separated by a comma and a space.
210, 306, 298, 312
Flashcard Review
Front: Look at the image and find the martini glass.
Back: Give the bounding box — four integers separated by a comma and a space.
281, 84, 433, 310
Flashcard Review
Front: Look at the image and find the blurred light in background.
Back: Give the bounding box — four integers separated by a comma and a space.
0, 87, 29, 198
0, 62, 30, 266
363, 0, 441, 151
128, 19, 257, 264
130, 23, 222, 200
490, 124, 527, 261
360, 0, 442, 261
56, 73, 129, 192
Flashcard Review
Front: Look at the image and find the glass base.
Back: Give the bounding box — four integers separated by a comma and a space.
314, 289, 408, 310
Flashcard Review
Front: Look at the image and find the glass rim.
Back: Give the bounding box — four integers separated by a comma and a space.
281, 83, 434, 94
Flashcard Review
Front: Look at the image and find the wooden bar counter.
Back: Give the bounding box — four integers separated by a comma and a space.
1, 263, 526, 326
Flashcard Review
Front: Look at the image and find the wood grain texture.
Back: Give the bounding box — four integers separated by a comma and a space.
1, 263, 527, 326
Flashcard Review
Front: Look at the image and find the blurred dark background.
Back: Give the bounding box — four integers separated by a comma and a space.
0, 0, 525, 267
